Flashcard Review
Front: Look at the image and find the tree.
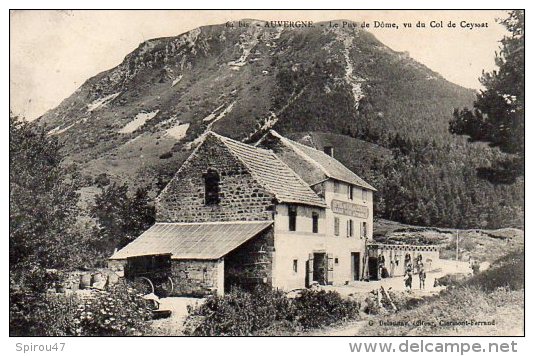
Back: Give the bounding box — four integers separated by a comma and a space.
449, 10, 524, 182
92, 183, 155, 252
9, 114, 81, 270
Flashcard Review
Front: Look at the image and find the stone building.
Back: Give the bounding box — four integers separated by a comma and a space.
109, 130, 378, 295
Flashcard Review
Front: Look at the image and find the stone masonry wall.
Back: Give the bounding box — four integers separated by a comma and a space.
224, 227, 275, 290
157, 134, 276, 222
171, 259, 222, 297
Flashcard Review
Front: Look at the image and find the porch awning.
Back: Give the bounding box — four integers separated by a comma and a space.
110, 221, 273, 260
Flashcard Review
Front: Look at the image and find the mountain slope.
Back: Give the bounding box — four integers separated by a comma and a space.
38, 20, 474, 183
34, 20, 524, 230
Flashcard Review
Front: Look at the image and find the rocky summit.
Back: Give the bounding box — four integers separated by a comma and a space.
38, 20, 475, 188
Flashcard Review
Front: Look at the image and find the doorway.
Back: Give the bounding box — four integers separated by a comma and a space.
351, 252, 360, 281
313, 253, 327, 285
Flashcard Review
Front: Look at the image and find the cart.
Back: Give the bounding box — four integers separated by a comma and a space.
125, 253, 174, 298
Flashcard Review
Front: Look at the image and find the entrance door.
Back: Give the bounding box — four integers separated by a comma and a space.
313, 253, 327, 285
351, 252, 360, 281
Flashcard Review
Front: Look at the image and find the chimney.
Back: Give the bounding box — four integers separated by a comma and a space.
324, 146, 334, 158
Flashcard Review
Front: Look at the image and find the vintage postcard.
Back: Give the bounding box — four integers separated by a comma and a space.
9, 9, 524, 339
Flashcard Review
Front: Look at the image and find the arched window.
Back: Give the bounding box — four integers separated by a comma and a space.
204, 169, 220, 205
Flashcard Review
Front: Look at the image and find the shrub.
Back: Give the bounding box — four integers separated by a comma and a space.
10, 287, 80, 336
10, 275, 153, 336
159, 151, 173, 159
185, 286, 295, 336
467, 250, 524, 291
75, 282, 153, 336
293, 289, 360, 329
185, 286, 360, 335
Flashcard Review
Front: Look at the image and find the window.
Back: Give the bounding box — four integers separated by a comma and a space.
348, 185, 354, 200
361, 222, 368, 238
334, 257, 339, 265
288, 205, 297, 231
312, 212, 319, 233
292, 259, 298, 273
334, 217, 340, 236
204, 169, 220, 205
334, 181, 340, 193
347, 219, 354, 237
362, 189, 367, 201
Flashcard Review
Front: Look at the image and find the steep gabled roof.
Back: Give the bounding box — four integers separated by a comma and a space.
261, 130, 376, 191
212, 132, 326, 207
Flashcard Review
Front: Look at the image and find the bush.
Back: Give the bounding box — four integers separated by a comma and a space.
10, 273, 153, 336
185, 286, 360, 335
75, 282, 153, 336
467, 250, 524, 291
185, 286, 295, 336
293, 289, 360, 329
10, 287, 80, 336
159, 151, 173, 159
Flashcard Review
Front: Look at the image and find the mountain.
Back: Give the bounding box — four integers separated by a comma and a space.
38, 20, 473, 182
35, 20, 523, 229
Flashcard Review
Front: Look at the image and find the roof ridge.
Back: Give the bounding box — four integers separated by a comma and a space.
215, 131, 275, 156
268, 130, 376, 191
269, 130, 331, 178
219, 133, 326, 207
217, 138, 278, 199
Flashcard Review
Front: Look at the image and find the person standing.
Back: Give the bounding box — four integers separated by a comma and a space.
404, 266, 413, 291
418, 266, 426, 289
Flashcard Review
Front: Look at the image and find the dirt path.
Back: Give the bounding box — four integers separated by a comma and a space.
304, 320, 369, 336
149, 297, 203, 335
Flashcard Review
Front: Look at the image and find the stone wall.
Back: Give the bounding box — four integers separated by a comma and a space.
170, 259, 224, 296
224, 227, 275, 290
157, 134, 276, 223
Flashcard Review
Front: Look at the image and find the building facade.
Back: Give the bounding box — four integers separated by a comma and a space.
109, 130, 377, 295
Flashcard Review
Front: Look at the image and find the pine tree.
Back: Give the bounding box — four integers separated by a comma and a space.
449, 11, 524, 182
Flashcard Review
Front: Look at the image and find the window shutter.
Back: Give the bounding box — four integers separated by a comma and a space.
307, 253, 314, 287
327, 253, 334, 285
360, 222, 364, 238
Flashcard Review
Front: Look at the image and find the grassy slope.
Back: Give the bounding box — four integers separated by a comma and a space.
360, 250, 524, 336
373, 218, 524, 263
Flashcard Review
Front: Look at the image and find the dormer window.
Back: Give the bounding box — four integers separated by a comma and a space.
204, 169, 220, 205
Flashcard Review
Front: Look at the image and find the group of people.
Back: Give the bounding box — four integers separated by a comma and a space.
403, 253, 426, 290
376, 251, 428, 291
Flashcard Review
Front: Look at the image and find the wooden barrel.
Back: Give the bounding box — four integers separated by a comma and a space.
91, 272, 103, 284
92, 272, 106, 289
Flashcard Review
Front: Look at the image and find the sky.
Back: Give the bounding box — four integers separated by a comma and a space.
10, 10, 509, 120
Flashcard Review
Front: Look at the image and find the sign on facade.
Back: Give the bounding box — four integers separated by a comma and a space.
331, 199, 369, 219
